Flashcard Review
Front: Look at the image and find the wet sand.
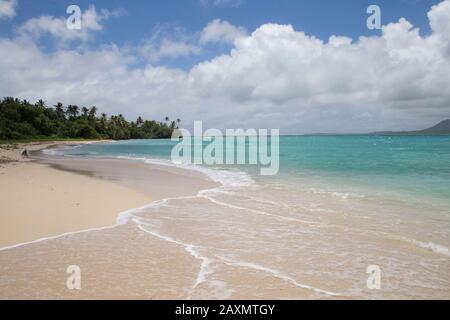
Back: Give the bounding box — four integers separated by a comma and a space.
34, 154, 220, 200
1, 143, 448, 300
0, 145, 219, 299
0, 141, 155, 248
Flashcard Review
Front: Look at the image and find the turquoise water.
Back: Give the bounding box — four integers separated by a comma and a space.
59, 135, 450, 298
65, 135, 450, 205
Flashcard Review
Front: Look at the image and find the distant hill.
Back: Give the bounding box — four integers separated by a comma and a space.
301, 119, 450, 136
372, 119, 450, 136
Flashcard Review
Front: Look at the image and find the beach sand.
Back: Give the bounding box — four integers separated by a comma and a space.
1, 142, 448, 300
0, 142, 158, 248
0, 161, 154, 248
0, 142, 221, 299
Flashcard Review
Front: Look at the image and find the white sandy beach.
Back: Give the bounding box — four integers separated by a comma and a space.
0, 142, 449, 300
0, 142, 155, 248
0, 142, 222, 299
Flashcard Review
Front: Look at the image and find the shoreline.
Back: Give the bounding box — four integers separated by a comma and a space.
0, 140, 109, 163
0, 161, 152, 248
0, 142, 225, 299
0, 141, 218, 249
1, 141, 449, 299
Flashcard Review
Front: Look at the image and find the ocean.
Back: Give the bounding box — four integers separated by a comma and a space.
57, 135, 450, 299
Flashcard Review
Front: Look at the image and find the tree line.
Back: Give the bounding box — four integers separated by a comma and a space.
0, 97, 180, 140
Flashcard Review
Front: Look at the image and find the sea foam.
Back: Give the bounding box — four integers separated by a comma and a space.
115, 155, 254, 189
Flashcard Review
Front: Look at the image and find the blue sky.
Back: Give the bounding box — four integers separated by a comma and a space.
1, 0, 442, 68
1, 0, 450, 133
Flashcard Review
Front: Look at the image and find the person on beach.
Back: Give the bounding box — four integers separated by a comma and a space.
21, 149, 29, 158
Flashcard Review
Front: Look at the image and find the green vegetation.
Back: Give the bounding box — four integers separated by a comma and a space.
0, 97, 180, 141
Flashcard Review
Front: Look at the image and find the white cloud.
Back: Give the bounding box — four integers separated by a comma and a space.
200, 19, 247, 44
0, 0, 17, 19
141, 20, 245, 61
140, 24, 202, 62
1, 1, 450, 134
141, 38, 202, 62
429, 0, 450, 36
428, 0, 450, 56
200, 0, 244, 8
17, 5, 120, 43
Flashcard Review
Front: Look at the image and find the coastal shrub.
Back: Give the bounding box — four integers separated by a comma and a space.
0, 97, 179, 141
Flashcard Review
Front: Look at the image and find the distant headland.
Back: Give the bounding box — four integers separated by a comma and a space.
305, 120, 450, 136
371, 119, 450, 136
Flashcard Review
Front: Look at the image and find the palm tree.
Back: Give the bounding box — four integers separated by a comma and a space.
88, 106, 97, 121
67, 105, 79, 120
118, 114, 126, 126
81, 107, 89, 119
176, 118, 181, 128
36, 99, 46, 108
54, 102, 65, 120
0, 96, 177, 140
99, 113, 108, 133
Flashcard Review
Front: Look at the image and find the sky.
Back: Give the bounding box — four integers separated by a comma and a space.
0, 0, 449, 134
